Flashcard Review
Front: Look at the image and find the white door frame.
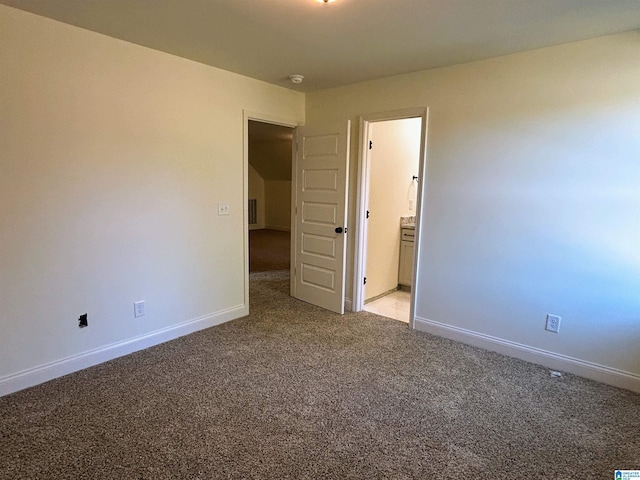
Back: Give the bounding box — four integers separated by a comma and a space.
242, 110, 301, 309
352, 107, 429, 330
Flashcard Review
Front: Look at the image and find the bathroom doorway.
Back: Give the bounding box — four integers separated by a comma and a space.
352, 109, 428, 327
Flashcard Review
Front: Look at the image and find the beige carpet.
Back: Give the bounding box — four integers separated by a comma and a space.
249, 229, 290, 272
1, 270, 638, 479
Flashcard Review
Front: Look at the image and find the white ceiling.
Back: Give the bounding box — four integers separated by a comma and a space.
3, 0, 640, 92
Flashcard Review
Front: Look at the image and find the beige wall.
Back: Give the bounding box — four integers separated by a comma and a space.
307, 32, 640, 379
3, 3, 639, 392
265, 180, 292, 231
248, 164, 266, 229
0, 5, 304, 390
365, 118, 421, 300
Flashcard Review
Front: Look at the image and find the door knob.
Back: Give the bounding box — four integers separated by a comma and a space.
335, 227, 343, 234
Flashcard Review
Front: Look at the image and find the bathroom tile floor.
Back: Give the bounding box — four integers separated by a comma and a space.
363, 289, 411, 323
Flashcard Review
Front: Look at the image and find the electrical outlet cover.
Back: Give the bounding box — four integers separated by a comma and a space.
134, 301, 145, 318
545, 314, 561, 333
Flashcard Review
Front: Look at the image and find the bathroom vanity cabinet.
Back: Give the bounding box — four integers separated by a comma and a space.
398, 227, 415, 287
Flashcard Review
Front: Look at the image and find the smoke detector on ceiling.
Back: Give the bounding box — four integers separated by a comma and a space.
289, 74, 305, 84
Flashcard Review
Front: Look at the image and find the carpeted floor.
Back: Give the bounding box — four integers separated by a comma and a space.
1, 270, 639, 479
249, 229, 290, 272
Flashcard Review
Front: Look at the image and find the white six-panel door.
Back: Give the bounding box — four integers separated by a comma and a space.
293, 121, 350, 314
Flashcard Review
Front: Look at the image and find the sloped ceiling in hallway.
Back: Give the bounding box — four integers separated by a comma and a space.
248, 121, 293, 182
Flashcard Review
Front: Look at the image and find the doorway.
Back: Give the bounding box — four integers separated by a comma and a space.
353, 108, 429, 329
243, 109, 426, 321
247, 120, 295, 273
243, 112, 298, 309
244, 114, 350, 314
362, 117, 421, 323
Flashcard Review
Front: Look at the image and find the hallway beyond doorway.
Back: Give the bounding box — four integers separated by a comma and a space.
249, 229, 290, 273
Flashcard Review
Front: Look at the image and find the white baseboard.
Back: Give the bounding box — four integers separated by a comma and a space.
414, 316, 640, 393
264, 224, 291, 232
0, 305, 247, 397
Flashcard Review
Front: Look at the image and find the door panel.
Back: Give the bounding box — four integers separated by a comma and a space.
301, 264, 335, 291
303, 134, 339, 156
302, 202, 337, 225
303, 169, 339, 191
302, 233, 336, 259
294, 121, 350, 314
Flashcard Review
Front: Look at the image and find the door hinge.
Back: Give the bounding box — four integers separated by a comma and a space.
366, 210, 370, 219
369, 140, 373, 150
363, 277, 367, 285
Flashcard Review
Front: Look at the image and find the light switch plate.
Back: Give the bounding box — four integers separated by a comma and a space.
218, 202, 230, 216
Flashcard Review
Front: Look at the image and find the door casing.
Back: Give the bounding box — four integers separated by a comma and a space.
352, 107, 429, 330
243, 107, 428, 324
243, 110, 300, 309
